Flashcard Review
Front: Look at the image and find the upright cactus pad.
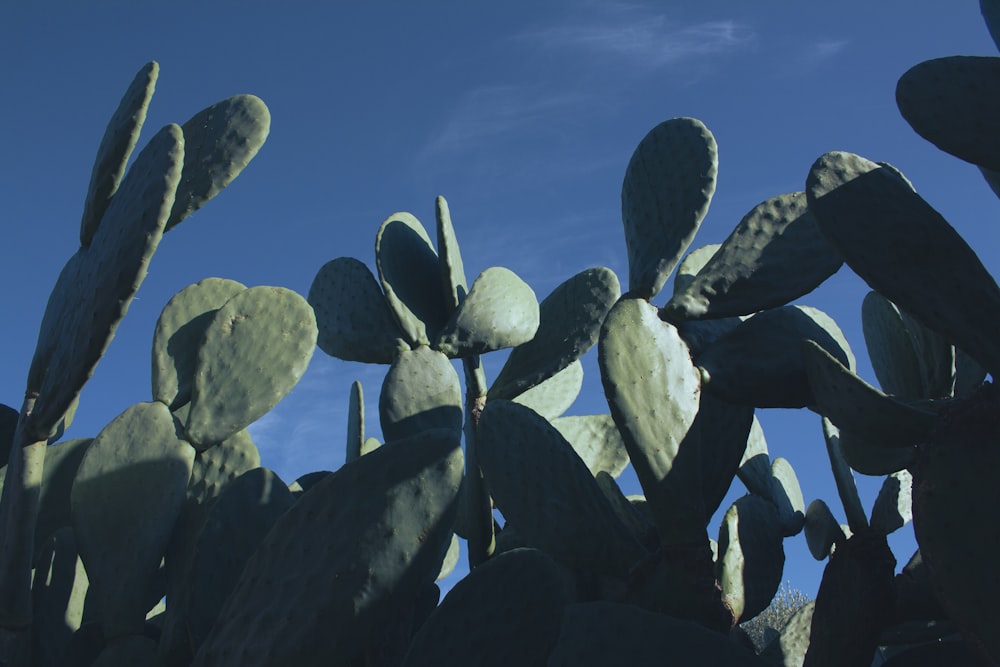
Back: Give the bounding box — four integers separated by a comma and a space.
26, 123, 184, 440
621, 118, 717, 299
80, 61, 159, 247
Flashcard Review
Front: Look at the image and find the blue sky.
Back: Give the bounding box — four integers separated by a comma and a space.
3, 2, 998, 602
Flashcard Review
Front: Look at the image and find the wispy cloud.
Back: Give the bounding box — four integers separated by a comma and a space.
778, 39, 849, 75
520, 13, 755, 69
418, 85, 584, 161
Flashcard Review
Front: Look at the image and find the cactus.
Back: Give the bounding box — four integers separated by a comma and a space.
5, 4, 1000, 662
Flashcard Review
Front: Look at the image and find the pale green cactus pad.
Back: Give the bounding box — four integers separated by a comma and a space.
512, 359, 583, 421
821, 418, 868, 534
186, 286, 317, 448
152, 277, 247, 410
435, 195, 468, 313
166, 94, 271, 230
551, 413, 630, 478
433, 266, 539, 357
345, 380, 365, 463
80, 61, 159, 246
599, 297, 704, 543
621, 117, 717, 299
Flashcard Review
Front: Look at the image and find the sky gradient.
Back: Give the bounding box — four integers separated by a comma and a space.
3, 2, 998, 601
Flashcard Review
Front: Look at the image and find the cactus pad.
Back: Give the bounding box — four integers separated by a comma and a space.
621, 118, 717, 299
663, 192, 841, 321
186, 286, 317, 448
166, 94, 270, 230
378, 346, 462, 443
308, 257, 405, 364
80, 61, 158, 246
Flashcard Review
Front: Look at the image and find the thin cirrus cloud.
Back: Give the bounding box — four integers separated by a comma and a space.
417, 84, 585, 161
522, 15, 756, 68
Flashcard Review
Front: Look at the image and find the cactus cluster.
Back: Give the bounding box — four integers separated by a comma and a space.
2, 2, 1000, 665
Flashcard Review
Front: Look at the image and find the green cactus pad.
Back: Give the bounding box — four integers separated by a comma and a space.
716, 495, 786, 623
186, 428, 261, 506
308, 257, 404, 364
696, 395, 754, 522
821, 418, 868, 534
33, 438, 93, 554
599, 296, 704, 543
673, 243, 720, 295
912, 385, 1000, 664
489, 267, 620, 400
25, 123, 183, 440
621, 117, 718, 299
663, 192, 841, 322
898, 309, 955, 400
737, 416, 771, 497
186, 467, 296, 651
403, 548, 572, 667
984, 0, 1000, 50
896, 56, 1000, 171
435, 533, 459, 582
477, 400, 646, 577
152, 277, 247, 410
551, 413, 630, 478
70, 402, 194, 640
758, 600, 814, 666
0, 404, 16, 467
433, 266, 539, 357
513, 359, 583, 420
803, 340, 936, 448
80, 61, 158, 247
378, 346, 462, 443
697, 305, 854, 408
806, 151, 1000, 377
31, 527, 90, 667
804, 498, 844, 560
869, 470, 912, 536
191, 428, 462, 667
837, 429, 917, 476
547, 601, 770, 666
376, 212, 450, 346
861, 291, 927, 398
435, 195, 469, 313
769, 457, 805, 537
166, 94, 270, 230
345, 380, 364, 463
186, 286, 317, 448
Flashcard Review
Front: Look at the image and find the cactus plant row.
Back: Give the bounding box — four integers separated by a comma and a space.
3, 3, 1000, 665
